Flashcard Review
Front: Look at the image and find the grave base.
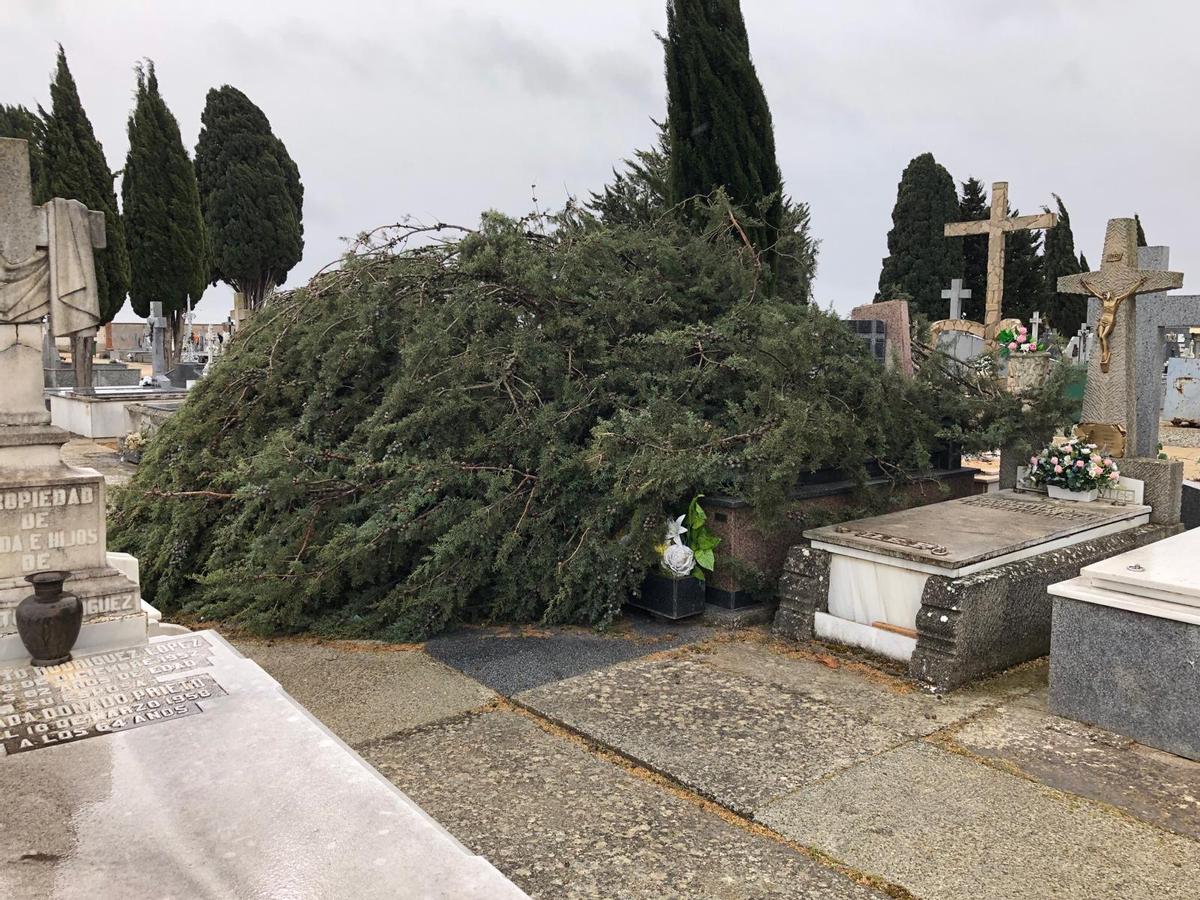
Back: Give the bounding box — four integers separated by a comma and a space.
776, 524, 1180, 690
1049, 593, 1199, 761
48, 386, 188, 438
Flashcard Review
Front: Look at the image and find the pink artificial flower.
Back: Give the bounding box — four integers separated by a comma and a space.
1030, 456, 1039, 466
1054, 465, 1063, 474
1050, 456, 1059, 465
1103, 458, 1112, 466
1090, 466, 1103, 478
1018, 324, 1028, 334
1075, 460, 1086, 468
1008, 341, 1019, 351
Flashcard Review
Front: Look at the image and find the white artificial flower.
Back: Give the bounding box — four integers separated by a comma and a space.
662, 542, 696, 577
665, 515, 688, 546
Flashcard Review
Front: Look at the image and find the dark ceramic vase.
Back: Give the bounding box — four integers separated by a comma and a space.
16, 571, 83, 667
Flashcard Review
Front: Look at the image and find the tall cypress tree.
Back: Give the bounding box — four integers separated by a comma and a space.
1000, 214, 1044, 325
1134, 213, 1147, 247
664, 0, 783, 278
0, 105, 48, 203
877, 152, 961, 318
194, 85, 303, 311
123, 62, 208, 364
1079, 252, 1090, 272
957, 177, 989, 322
1041, 194, 1083, 334
41, 46, 130, 389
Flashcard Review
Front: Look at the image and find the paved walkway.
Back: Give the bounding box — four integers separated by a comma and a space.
232, 629, 1200, 899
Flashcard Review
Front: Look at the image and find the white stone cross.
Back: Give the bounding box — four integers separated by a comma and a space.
941, 278, 971, 320
1030, 310, 1042, 344
944, 182, 1057, 341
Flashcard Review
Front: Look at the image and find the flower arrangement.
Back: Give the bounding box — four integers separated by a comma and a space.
996, 321, 1046, 358
657, 495, 720, 580
1028, 437, 1119, 493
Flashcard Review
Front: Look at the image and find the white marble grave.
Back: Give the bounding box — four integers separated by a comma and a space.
0, 631, 527, 898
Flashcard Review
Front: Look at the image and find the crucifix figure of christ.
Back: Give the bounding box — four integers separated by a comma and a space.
0, 138, 106, 425
943, 182, 1057, 342
941, 278, 971, 320
1058, 218, 1183, 458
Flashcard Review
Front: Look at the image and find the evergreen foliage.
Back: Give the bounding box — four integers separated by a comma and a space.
110, 201, 1062, 640
1041, 194, 1084, 334
42, 47, 130, 326
957, 177, 989, 321
1135, 213, 1147, 247
1079, 252, 1090, 272
123, 62, 208, 360
877, 153, 962, 318
0, 105, 48, 203
589, 121, 816, 302
1000, 209, 1044, 325
194, 85, 303, 310
664, 0, 783, 276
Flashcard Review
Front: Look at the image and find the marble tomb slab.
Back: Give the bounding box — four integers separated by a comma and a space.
0, 631, 525, 899
1077, 527, 1200, 609
806, 490, 1150, 576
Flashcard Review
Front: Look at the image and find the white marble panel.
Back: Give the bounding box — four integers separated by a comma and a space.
814, 611, 917, 662
827, 554, 926, 630
1049, 576, 1200, 626
1080, 526, 1200, 607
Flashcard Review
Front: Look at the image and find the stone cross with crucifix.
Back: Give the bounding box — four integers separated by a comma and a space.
941, 278, 971, 320
944, 181, 1057, 341
0, 137, 106, 427
1058, 218, 1184, 457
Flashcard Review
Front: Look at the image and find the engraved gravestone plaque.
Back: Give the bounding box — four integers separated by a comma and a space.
0, 633, 226, 755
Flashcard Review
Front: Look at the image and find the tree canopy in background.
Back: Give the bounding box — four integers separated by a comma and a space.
42, 46, 129, 327
0, 105, 47, 203
194, 85, 303, 310
877, 152, 962, 318
957, 177, 989, 322
123, 62, 208, 360
1042, 194, 1084, 334
664, 0, 783, 281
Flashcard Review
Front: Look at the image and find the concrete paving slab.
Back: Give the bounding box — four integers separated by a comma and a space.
517, 648, 917, 815
947, 695, 1200, 841
233, 637, 495, 746
425, 612, 714, 696
365, 709, 887, 900
758, 742, 1197, 900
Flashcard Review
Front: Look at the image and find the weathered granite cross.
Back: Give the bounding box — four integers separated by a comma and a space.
1030, 310, 1042, 344
1059, 219, 1184, 457
941, 278, 971, 320
944, 182, 1057, 342
0, 138, 106, 426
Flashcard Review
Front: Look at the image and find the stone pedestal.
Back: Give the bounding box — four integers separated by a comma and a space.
0, 323, 50, 427
1049, 527, 1200, 761
0, 423, 145, 664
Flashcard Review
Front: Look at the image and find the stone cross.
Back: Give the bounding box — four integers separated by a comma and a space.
941, 278, 971, 320
1060, 219, 1184, 457
148, 301, 169, 382
0, 138, 106, 425
1030, 310, 1042, 344
944, 182, 1057, 341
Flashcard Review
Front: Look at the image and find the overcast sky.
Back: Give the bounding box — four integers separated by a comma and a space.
7, 1, 1199, 324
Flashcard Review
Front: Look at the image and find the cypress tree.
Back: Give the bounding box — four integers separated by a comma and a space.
1000, 214, 1044, 325
1135, 213, 1147, 247
877, 152, 962, 319
1041, 194, 1083, 334
0, 105, 48, 203
123, 62, 208, 365
1079, 252, 1090, 272
41, 46, 130, 389
664, 0, 783, 278
957, 177, 989, 321
194, 85, 303, 311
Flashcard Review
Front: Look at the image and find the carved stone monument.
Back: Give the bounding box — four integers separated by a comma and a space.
0, 138, 146, 663
1058, 219, 1183, 458
944, 181, 1057, 342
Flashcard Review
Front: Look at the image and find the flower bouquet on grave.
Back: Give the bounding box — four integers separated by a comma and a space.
996, 321, 1047, 358
636, 495, 721, 620
1028, 437, 1120, 502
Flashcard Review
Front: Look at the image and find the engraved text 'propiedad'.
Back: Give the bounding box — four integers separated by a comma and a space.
0, 484, 99, 575
0, 635, 226, 755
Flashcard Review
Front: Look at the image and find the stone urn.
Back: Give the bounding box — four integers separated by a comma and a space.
1005, 352, 1052, 394
16, 571, 83, 667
